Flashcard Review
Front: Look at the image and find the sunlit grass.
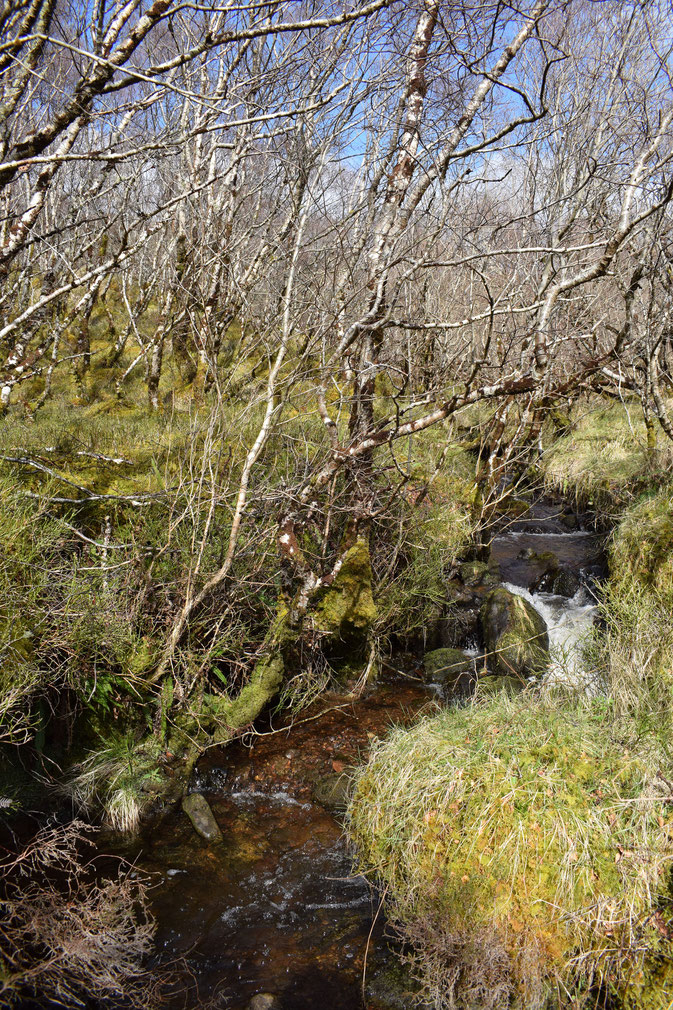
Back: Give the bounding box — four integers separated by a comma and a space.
348, 692, 673, 1009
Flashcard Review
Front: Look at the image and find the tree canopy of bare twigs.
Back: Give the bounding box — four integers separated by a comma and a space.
0, 0, 672, 732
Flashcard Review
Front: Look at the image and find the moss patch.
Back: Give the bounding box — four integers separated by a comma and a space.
315, 539, 377, 639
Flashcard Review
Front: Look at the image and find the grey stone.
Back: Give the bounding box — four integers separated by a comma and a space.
181, 792, 223, 843
248, 994, 279, 1010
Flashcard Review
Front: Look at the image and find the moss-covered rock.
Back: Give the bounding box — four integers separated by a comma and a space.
315, 539, 377, 640
423, 648, 474, 684
500, 496, 530, 518
311, 771, 351, 812
458, 560, 491, 586
348, 698, 673, 1010
480, 587, 549, 680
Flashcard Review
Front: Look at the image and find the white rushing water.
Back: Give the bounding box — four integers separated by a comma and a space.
502, 581, 598, 690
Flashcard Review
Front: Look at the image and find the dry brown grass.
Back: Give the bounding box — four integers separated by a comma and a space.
0, 819, 161, 1008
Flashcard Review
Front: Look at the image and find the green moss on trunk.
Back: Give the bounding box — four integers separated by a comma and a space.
208, 653, 285, 740
315, 539, 377, 639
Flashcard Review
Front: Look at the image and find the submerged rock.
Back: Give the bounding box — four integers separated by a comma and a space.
248, 995, 279, 1010
312, 771, 351, 812
424, 647, 476, 699
480, 587, 549, 680
181, 792, 223, 843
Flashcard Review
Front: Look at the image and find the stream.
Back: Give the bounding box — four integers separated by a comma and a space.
115, 498, 605, 1010
490, 499, 604, 690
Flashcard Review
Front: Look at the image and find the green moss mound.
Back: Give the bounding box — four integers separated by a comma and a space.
348, 697, 673, 1009
424, 647, 474, 685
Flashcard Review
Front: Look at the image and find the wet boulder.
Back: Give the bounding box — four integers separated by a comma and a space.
550, 567, 581, 597
559, 510, 580, 530
436, 578, 483, 649
500, 495, 531, 519
181, 792, 223, 843
531, 565, 580, 598
480, 587, 549, 680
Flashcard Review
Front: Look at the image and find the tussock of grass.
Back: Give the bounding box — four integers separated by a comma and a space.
596, 483, 673, 724
66, 735, 164, 833
348, 694, 673, 1009
610, 484, 673, 609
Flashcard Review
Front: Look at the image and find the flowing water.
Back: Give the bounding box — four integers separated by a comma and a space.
114, 498, 605, 1010
502, 582, 598, 688
489, 499, 605, 688
115, 678, 437, 1010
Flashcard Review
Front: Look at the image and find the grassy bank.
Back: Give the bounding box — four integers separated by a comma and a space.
349, 694, 673, 1009
541, 398, 673, 520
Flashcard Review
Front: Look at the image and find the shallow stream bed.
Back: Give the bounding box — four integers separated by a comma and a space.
114, 678, 437, 1010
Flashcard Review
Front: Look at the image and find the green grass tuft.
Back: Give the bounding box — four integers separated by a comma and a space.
348, 693, 673, 1009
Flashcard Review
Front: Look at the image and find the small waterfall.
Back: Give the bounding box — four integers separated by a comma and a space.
503, 581, 597, 689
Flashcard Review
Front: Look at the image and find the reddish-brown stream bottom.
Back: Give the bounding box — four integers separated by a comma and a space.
115, 675, 437, 1010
